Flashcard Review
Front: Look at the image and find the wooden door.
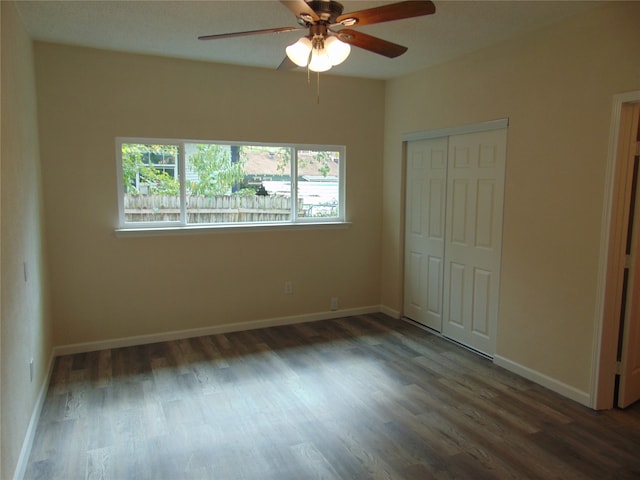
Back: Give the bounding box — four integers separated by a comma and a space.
618, 107, 640, 408
404, 137, 448, 331
441, 129, 507, 356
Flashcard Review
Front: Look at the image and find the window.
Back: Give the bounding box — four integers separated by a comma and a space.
116, 138, 345, 229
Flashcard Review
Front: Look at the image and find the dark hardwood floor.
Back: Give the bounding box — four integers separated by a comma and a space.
25, 313, 640, 479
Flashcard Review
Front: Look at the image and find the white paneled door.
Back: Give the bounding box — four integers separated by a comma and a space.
404, 137, 449, 331
404, 127, 507, 356
442, 129, 507, 356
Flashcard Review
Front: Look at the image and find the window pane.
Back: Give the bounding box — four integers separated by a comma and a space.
121, 143, 180, 223
297, 149, 340, 219
185, 144, 293, 224
258, 146, 293, 222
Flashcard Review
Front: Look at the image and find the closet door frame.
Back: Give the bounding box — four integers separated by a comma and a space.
403, 119, 509, 143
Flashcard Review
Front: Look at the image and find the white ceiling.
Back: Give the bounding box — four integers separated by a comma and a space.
15, 0, 602, 79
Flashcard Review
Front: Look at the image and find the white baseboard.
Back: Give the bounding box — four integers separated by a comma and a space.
379, 305, 401, 319
53, 305, 382, 356
493, 354, 592, 407
13, 353, 55, 480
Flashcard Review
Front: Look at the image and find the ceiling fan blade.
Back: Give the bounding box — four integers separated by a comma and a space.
280, 0, 320, 22
277, 56, 299, 71
198, 26, 301, 41
336, 0, 435, 27
336, 29, 407, 58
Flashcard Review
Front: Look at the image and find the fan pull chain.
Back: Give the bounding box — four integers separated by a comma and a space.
305, 66, 321, 104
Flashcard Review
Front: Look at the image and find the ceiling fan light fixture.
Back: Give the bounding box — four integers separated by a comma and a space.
286, 37, 313, 67
308, 47, 332, 72
324, 36, 351, 66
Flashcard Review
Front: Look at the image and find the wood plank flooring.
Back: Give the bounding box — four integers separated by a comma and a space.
24, 313, 640, 479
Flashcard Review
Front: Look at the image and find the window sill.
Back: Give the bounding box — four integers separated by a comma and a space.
114, 221, 352, 238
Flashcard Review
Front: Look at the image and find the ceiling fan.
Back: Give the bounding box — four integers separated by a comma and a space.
198, 0, 436, 73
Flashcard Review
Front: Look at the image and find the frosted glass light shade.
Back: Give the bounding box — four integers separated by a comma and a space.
286, 37, 312, 67
325, 36, 351, 66
308, 48, 332, 72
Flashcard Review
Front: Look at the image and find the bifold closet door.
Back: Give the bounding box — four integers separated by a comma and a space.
403, 137, 449, 331
441, 129, 507, 356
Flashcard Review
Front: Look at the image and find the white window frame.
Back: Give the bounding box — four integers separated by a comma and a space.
115, 137, 347, 233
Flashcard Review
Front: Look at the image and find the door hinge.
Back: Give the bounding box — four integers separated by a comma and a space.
636, 141, 640, 157
616, 360, 623, 375
625, 254, 632, 269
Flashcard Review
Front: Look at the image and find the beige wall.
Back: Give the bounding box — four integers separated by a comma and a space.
382, 2, 640, 398
1, 2, 53, 478
34, 43, 385, 347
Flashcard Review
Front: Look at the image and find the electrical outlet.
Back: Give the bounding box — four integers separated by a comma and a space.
284, 281, 293, 295
330, 297, 339, 311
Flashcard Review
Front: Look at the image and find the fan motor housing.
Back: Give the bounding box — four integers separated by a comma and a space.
307, 0, 344, 23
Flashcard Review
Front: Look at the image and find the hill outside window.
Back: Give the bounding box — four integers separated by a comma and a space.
116, 138, 345, 230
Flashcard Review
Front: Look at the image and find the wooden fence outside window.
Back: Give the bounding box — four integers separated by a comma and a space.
124, 194, 301, 223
